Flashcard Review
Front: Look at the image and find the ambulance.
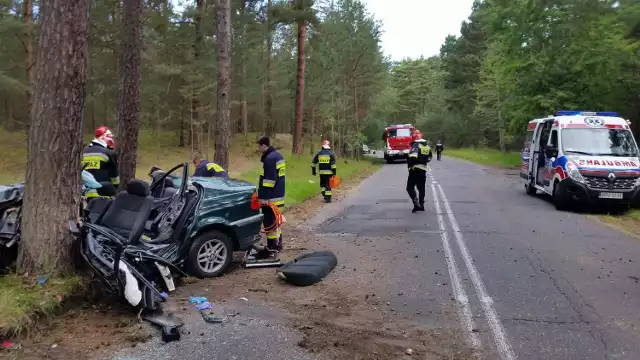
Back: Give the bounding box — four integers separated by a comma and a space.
520, 110, 640, 210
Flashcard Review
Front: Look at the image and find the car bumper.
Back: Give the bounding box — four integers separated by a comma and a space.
229, 213, 263, 250
384, 150, 410, 159
560, 178, 640, 204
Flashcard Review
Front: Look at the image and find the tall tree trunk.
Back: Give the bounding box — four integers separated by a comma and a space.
116, 0, 143, 189
264, 0, 274, 137
292, 21, 306, 155
240, 0, 248, 141
22, 0, 34, 126
309, 103, 315, 155
19, 0, 90, 275
191, 0, 206, 156
214, 0, 231, 169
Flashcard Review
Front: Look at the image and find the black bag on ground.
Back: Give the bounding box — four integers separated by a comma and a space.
277, 250, 337, 286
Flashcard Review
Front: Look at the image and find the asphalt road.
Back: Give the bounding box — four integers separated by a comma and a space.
305, 153, 640, 359
105, 154, 640, 360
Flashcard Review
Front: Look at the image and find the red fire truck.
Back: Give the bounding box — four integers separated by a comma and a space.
382, 124, 417, 163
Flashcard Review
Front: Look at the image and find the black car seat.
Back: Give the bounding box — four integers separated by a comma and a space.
150, 172, 178, 199
97, 179, 154, 245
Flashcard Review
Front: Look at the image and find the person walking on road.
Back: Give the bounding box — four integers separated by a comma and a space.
257, 136, 286, 251
407, 131, 432, 213
435, 140, 444, 161
312, 140, 337, 203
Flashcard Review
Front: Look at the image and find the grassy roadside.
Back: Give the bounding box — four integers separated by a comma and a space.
446, 148, 521, 168
0, 275, 81, 337
238, 154, 382, 207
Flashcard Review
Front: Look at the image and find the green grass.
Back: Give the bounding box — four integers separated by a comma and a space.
446, 148, 522, 168
0, 130, 292, 184
238, 153, 382, 206
0, 274, 81, 336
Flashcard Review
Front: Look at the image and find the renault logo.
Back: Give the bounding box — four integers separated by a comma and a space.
608, 172, 616, 182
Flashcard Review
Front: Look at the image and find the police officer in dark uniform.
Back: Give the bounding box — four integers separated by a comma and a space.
257, 136, 286, 251
407, 131, 432, 213
435, 140, 444, 160
192, 153, 228, 178
312, 140, 337, 203
82, 126, 119, 199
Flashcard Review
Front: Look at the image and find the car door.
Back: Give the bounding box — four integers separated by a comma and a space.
543, 129, 559, 191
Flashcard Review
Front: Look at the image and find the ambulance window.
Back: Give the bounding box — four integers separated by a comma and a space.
549, 130, 558, 148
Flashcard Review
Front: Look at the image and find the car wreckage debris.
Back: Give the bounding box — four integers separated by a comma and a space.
277, 250, 338, 286
142, 311, 184, 343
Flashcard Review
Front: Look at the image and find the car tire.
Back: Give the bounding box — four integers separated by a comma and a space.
386, 158, 394, 164
186, 230, 234, 278
525, 182, 537, 196
553, 182, 569, 211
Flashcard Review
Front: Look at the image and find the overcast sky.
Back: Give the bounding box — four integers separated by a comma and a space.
171, 0, 475, 60
363, 0, 475, 60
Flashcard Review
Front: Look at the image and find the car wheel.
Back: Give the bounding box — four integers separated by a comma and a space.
186, 230, 234, 278
386, 158, 393, 164
525, 182, 537, 196
553, 182, 569, 211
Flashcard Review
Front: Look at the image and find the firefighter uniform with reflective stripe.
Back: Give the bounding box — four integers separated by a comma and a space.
258, 146, 286, 249
406, 140, 432, 212
312, 148, 337, 202
82, 140, 120, 199
193, 160, 228, 178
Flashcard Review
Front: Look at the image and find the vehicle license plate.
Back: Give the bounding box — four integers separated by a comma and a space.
598, 192, 623, 199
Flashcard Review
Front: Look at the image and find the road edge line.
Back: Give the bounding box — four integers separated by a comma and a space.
436, 183, 517, 360
431, 183, 482, 349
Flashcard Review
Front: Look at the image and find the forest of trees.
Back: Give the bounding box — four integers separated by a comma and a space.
386, 0, 640, 150
1, 0, 639, 274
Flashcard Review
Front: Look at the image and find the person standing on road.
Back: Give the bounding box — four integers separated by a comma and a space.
257, 136, 286, 251
82, 126, 119, 199
192, 153, 228, 178
436, 140, 444, 161
406, 131, 432, 213
312, 140, 337, 203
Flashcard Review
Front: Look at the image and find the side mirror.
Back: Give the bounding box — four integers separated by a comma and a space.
545, 147, 558, 158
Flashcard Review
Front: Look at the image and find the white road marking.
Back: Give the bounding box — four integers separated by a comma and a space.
431, 184, 481, 348
436, 183, 517, 360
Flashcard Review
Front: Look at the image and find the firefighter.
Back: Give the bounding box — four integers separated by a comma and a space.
407, 131, 432, 213
312, 140, 337, 203
435, 140, 444, 161
192, 153, 228, 178
82, 126, 119, 199
257, 136, 286, 251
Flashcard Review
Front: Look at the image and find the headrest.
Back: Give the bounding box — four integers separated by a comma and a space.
164, 177, 175, 188
126, 179, 151, 197
97, 182, 117, 197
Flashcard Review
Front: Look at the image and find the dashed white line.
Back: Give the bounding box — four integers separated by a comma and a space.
435, 182, 517, 360
431, 183, 481, 348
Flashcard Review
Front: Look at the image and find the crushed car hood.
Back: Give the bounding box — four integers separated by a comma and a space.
191, 177, 257, 215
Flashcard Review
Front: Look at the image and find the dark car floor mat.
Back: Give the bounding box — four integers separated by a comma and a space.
277, 250, 337, 286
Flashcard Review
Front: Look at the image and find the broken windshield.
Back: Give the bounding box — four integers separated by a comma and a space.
561, 128, 639, 157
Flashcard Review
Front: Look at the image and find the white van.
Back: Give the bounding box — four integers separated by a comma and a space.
520, 111, 640, 210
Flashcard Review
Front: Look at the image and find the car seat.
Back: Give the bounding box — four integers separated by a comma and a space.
96, 179, 154, 245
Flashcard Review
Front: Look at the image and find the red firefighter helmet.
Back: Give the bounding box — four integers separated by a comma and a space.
412, 130, 424, 142
95, 125, 115, 148
322, 140, 331, 149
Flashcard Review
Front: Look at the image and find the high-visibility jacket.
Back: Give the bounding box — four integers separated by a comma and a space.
82, 140, 119, 187
258, 146, 286, 206
311, 148, 337, 175
193, 160, 228, 178
407, 141, 432, 171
